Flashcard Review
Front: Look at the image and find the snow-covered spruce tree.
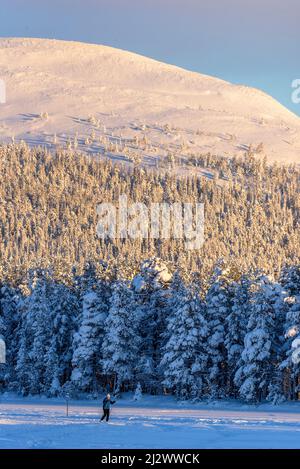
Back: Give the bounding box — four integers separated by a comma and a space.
161, 274, 208, 399
235, 275, 287, 403
14, 300, 30, 395
102, 280, 139, 392
15, 269, 52, 395
0, 285, 21, 390
132, 259, 173, 394
0, 309, 5, 343
280, 265, 300, 400
280, 265, 300, 296
281, 297, 300, 400
133, 382, 143, 401
71, 263, 109, 393
205, 265, 236, 399
0, 293, 6, 389
44, 281, 80, 396
225, 273, 253, 397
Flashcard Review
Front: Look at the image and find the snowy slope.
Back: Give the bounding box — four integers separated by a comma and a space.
0, 37, 300, 164
1, 395, 300, 449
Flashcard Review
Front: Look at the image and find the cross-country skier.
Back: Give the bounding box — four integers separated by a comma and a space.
100, 393, 116, 422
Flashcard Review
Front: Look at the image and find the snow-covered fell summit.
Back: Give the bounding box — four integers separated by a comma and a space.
0, 37, 300, 164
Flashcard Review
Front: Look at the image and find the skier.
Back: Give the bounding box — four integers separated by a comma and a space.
100, 393, 116, 422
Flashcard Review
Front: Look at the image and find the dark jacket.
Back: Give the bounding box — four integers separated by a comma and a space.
103, 397, 115, 410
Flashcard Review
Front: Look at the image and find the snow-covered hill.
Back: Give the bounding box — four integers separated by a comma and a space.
0, 37, 300, 164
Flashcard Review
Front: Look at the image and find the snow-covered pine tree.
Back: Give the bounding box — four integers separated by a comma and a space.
280, 265, 300, 296
280, 265, 300, 400
0, 285, 21, 389
161, 274, 208, 399
44, 281, 80, 396
0, 308, 5, 344
102, 280, 139, 392
225, 273, 253, 397
235, 275, 287, 403
132, 258, 173, 394
71, 263, 109, 393
205, 264, 236, 399
0, 292, 6, 388
281, 298, 300, 400
133, 382, 143, 401
15, 269, 52, 395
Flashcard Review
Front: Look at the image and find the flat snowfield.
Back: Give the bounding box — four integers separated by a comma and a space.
1, 396, 300, 448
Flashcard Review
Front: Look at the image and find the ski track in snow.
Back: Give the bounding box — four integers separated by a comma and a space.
1, 397, 300, 448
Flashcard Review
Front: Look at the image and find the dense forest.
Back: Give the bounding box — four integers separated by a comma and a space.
0, 143, 300, 402
1, 258, 300, 403
0, 143, 300, 284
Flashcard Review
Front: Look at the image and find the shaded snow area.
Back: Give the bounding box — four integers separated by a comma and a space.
1, 395, 300, 448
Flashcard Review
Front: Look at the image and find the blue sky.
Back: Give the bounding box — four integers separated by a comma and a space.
1, 0, 299, 115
